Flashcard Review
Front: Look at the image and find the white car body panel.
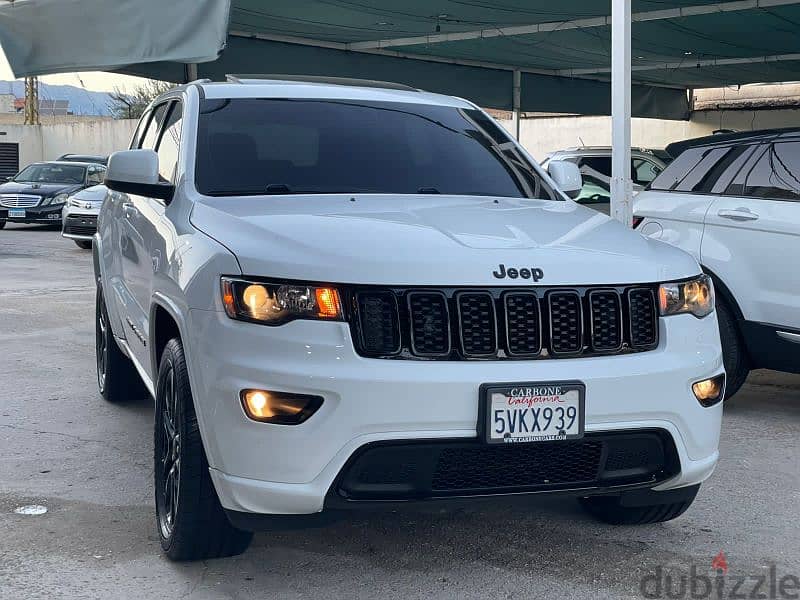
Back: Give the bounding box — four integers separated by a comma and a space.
703, 196, 800, 326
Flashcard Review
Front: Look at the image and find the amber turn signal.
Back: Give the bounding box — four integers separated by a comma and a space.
692, 374, 725, 407
315, 287, 341, 319
240, 389, 323, 424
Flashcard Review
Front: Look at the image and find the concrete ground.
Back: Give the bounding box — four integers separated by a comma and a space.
1, 223, 798, 600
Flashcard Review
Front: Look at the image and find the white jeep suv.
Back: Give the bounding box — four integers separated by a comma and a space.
94, 77, 724, 561
634, 129, 800, 398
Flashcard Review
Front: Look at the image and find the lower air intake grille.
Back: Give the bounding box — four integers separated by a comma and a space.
334, 431, 678, 501
431, 441, 603, 491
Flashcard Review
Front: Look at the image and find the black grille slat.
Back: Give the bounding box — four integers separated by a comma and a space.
589, 290, 623, 351
628, 289, 658, 348
504, 292, 541, 356
355, 292, 401, 355
407, 292, 451, 356
457, 292, 497, 356
547, 291, 583, 354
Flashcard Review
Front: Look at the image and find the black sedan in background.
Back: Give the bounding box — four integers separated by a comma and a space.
0, 161, 106, 229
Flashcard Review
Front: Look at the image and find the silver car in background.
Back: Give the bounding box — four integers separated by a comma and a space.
61, 184, 107, 249
541, 147, 671, 214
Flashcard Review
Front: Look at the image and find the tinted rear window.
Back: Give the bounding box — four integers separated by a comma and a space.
195, 98, 554, 199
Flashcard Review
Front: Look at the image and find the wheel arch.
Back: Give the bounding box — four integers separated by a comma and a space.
149, 294, 186, 378
701, 265, 745, 322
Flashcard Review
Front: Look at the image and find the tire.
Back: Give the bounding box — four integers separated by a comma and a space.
96, 283, 146, 402
0, 220, 6, 229
74, 239, 92, 250
715, 295, 749, 399
154, 338, 253, 561
579, 485, 700, 525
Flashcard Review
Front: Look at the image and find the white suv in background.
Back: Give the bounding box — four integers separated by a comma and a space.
634, 129, 800, 397
94, 77, 724, 561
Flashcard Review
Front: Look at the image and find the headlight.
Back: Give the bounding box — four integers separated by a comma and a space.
67, 197, 81, 208
658, 274, 714, 318
221, 277, 344, 325
44, 193, 69, 206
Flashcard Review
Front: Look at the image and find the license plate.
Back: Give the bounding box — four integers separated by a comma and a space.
8, 209, 25, 218
480, 381, 585, 444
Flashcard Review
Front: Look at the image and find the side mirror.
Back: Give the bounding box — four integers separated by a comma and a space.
105, 149, 174, 203
547, 160, 582, 200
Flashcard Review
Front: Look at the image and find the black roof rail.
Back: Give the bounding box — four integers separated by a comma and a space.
666, 127, 800, 158
224, 74, 420, 92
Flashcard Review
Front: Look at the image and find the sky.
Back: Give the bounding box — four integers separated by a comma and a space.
0, 47, 148, 92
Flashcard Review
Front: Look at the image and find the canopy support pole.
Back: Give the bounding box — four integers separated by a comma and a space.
512, 70, 521, 140
611, 0, 633, 227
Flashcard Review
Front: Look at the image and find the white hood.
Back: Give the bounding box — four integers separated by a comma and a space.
190, 194, 700, 286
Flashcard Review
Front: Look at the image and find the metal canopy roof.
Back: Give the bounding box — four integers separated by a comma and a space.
2, 0, 800, 120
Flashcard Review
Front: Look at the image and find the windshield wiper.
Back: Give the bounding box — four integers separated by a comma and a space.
265, 183, 292, 194
417, 187, 441, 194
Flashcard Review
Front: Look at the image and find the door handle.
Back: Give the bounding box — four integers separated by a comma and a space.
122, 203, 136, 219
717, 209, 759, 222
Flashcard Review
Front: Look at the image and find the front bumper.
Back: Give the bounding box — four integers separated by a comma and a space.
61, 211, 98, 240
185, 308, 723, 516
0, 205, 63, 224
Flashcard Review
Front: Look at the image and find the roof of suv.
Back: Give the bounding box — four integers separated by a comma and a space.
666, 127, 800, 158
192, 76, 474, 108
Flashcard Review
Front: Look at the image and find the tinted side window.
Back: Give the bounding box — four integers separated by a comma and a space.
156, 103, 183, 183
140, 103, 170, 151
632, 158, 661, 185
87, 166, 105, 184
709, 145, 757, 194
580, 156, 612, 178
649, 147, 706, 191
673, 147, 732, 192
744, 141, 800, 201
130, 109, 152, 149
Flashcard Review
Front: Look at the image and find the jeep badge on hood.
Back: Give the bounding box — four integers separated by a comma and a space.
492, 264, 544, 281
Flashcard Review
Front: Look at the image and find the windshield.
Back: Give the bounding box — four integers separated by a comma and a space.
14, 164, 86, 184
195, 98, 556, 200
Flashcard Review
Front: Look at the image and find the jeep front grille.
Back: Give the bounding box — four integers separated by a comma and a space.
350, 285, 659, 360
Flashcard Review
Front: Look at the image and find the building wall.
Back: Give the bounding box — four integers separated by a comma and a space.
502, 108, 800, 160
0, 94, 15, 114
0, 119, 137, 169
39, 119, 138, 161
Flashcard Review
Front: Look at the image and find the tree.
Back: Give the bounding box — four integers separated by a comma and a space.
108, 79, 174, 119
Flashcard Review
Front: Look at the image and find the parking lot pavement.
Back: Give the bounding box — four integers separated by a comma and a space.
1, 222, 798, 600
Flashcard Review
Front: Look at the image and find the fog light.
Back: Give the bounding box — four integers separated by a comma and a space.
240, 389, 323, 424
692, 374, 725, 407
